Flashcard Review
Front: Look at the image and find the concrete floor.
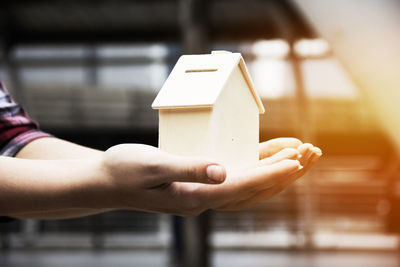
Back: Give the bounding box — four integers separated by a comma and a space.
0, 249, 399, 267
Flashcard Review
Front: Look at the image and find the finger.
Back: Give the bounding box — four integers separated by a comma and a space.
305, 147, 322, 168
312, 146, 323, 157
259, 138, 302, 159
298, 143, 313, 157
211, 148, 321, 211
303, 148, 322, 170
240, 173, 301, 207
284, 147, 322, 182
243, 159, 302, 190
211, 160, 303, 211
258, 148, 299, 167
298, 144, 322, 169
161, 156, 227, 185
297, 143, 314, 165
238, 154, 320, 208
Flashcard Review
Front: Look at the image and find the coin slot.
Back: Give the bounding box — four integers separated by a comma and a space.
185, 68, 218, 73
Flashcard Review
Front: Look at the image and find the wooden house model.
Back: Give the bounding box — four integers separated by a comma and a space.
152, 51, 265, 170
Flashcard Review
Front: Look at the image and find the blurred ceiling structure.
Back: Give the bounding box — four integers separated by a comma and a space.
0, 0, 315, 45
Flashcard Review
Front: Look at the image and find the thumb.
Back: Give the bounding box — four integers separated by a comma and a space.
164, 156, 226, 184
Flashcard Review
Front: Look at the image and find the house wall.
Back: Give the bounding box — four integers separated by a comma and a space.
211, 66, 260, 171
158, 109, 213, 157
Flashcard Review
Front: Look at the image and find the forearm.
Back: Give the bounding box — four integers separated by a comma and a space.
15, 137, 102, 159
0, 156, 110, 216
9, 137, 110, 219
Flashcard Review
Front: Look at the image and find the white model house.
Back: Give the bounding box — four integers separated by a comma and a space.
152, 51, 265, 170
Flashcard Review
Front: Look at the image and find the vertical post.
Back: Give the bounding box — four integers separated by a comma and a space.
180, 0, 210, 54
183, 211, 211, 267
0, 219, 11, 250
383, 156, 400, 263
289, 41, 315, 249
174, 1, 212, 267
86, 45, 98, 87
22, 219, 38, 247
265, 2, 315, 248
90, 214, 104, 250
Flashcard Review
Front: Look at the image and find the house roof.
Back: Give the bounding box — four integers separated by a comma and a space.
151, 51, 265, 114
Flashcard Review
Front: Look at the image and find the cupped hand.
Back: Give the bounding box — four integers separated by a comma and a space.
100, 138, 321, 216
208, 138, 322, 211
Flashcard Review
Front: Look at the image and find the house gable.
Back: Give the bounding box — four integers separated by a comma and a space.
152, 52, 265, 114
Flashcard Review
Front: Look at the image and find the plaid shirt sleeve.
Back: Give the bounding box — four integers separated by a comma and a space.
0, 80, 51, 157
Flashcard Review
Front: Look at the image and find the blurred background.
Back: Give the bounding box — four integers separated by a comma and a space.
1, 0, 400, 266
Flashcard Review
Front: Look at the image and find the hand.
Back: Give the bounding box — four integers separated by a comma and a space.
100, 138, 321, 216
182, 138, 321, 212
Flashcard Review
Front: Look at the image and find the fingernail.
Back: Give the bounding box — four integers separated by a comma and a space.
206, 164, 226, 183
